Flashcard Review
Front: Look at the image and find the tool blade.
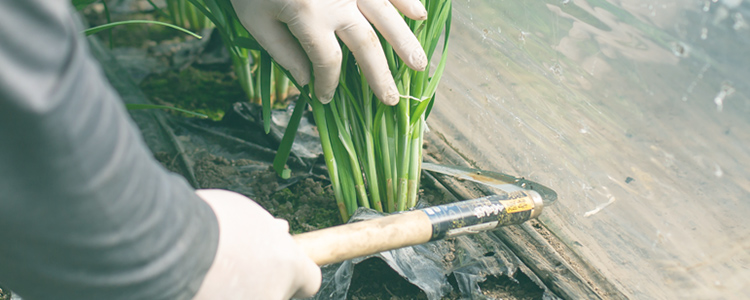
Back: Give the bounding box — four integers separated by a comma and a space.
422, 162, 558, 205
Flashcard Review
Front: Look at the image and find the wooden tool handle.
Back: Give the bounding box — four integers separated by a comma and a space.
292, 210, 433, 266
293, 190, 544, 266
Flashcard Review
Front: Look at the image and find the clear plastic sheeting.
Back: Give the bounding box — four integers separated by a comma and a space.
312, 208, 453, 300
430, 0, 750, 298
310, 206, 560, 300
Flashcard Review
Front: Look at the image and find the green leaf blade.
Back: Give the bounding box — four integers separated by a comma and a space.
83, 20, 202, 39
124, 104, 208, 118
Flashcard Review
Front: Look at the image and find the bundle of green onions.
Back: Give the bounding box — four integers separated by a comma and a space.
316, 0, 452, 221
271, 0, 452, 222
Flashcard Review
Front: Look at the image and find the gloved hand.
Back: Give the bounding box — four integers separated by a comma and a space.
192, 189, 321, 300
230, 0, 429, 105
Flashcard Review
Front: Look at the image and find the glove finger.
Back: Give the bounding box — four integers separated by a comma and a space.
336, 18, 399, 105
286, 22, 342, 104
273, 217, 290, 233
388, 0, 427, 20
242, 16, 311, 86
359, 0, 427, 72
290, 249, 322, 298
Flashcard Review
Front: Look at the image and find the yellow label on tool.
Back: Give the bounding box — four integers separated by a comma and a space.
500, 196, 534, 213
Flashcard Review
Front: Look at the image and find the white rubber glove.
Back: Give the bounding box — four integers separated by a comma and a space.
192, 189, 321, 300
230, 0, 429, 105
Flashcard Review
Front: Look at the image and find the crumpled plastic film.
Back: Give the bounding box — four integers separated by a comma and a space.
308, 204, 559, 300
310, 207, 452, 300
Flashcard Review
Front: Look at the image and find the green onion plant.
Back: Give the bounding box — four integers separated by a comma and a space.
166, 0, 212, 31
83, 19, 202, 39
74, 0, 280, 128
272, 0, 452, 222
166, 0, 292, 107
317, 0, 452, 221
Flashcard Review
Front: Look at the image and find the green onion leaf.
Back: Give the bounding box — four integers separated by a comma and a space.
234, 37, 262, 50
260, 50, 273, 134
272, 94, 308, 177
124, 104, 208, 118
83, 20, 202, 39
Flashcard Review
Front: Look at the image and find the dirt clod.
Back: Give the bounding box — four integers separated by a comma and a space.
247, 168, 341, 234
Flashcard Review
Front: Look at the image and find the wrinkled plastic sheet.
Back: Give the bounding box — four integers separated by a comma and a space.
429, 0, 750, 298
310, 206, 559, 300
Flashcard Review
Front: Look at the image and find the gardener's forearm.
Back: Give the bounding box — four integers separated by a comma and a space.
0, 1, 218, 299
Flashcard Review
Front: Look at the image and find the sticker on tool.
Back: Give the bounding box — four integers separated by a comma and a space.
500, 197, 534, 213
422, 192, 536, 240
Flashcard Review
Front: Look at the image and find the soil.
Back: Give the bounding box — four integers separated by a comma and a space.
348, 258, 430, 300
154, 150, 342, 234
244, 168, 341, 234
141, 67, 247, 121
477, 273, 545, 300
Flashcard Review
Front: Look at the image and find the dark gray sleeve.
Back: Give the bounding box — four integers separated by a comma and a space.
0, 1, 219, 299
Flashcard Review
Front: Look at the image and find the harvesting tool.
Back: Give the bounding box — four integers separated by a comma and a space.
293, 163, 557, 266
